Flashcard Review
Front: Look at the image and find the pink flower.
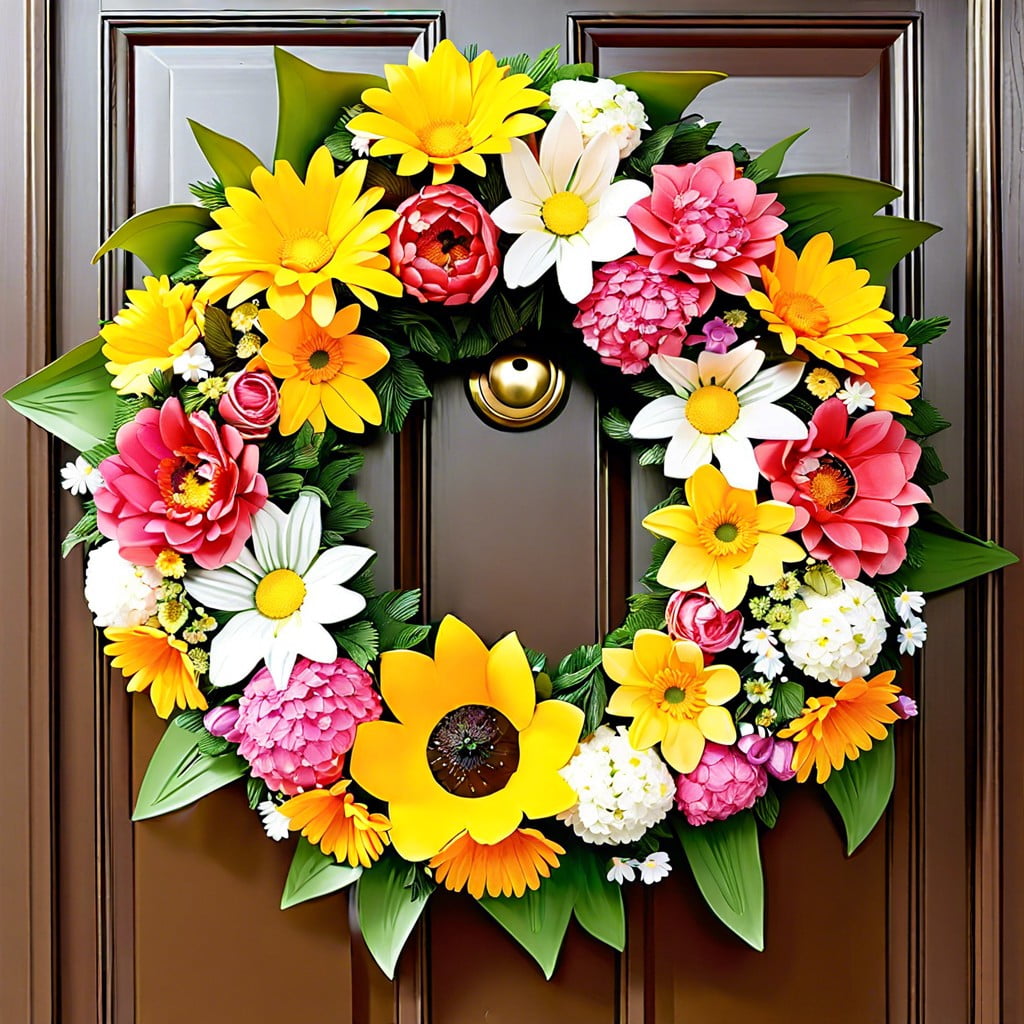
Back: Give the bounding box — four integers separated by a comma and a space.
218, 370, 280, 439
627, 152, 786, 295
206, 656, 382, 795
755, 398, 930, 578
388, 185, 500, 306
95, 398, 267, 570
737, 732, 796, 782
894, 695, 919, 719
685, 316, 738, 354
665, 589, 743, 654
573, 256, 713, 374
675, 743, 768, 826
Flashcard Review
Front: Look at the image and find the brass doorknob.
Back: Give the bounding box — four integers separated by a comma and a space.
467, 352, 568, 430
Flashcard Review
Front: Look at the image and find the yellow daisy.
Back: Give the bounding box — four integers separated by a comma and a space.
196, 148, 401, 324
847, 332, 922, 414
805, 367, 840, 400
348, 40, 547, 185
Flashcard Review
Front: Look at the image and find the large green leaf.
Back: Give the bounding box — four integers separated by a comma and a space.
5, 336, 118, 451
824, 732, 895, 855
744, 129, 808, 184
273, 48, 384, 169
281, 837, 362, 909
566, 847, 625, 951
611, 70, 727, 127
354, 856, 430, 979
133, 721, 246, 821
188, 119, 263, 190
677, 812, 764, 950
833, 218, 940, 285
92, 204, 213, 276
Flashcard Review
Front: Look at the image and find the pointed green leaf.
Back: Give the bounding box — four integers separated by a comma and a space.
354, 856, 430, 979
5, 337, 119, 451
273, 48, 384, 169
133, 721, 246, 821
188, 119, 263, 190
612, 70, 727, 127
566, 847, 625, 951
744, 129, 808, 184
833, 218, 941, 285
281, 838, 362, 909
92, 204, 213, 276
676, 812, 764, 950
824, 732, 895, 854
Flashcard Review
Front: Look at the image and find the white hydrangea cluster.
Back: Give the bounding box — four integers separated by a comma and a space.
84, 541, 162, 628
559, 725, 674, 845
780, 579, 888, 685
548, 77, 650, 157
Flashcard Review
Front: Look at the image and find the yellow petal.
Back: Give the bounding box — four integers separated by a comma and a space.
485, 631, 535, 729
660, 720, 705, 773
697, 705, 737, 745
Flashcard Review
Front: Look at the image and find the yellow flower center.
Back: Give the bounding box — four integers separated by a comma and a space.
806, 368, 840, 399
296, 334, 345, 384
697, 506, 758, 559
254, 568, 306, 619
280, 230, 335, 273
158, 456, 218, 512
776, 291, 831, 337
806, 455, 856, 512
685, 385, 741, 435
418, 120, 473, 159
541, 191, 590, 236
651, 667, 703, 719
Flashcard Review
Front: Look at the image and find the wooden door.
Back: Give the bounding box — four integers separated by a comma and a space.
3, 2, 1022, 1023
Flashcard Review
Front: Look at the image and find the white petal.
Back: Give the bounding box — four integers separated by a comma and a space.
284, 491, 322, 576
570, 131, 619, 200
504, 231, 558, 289
735, 401, 809, 440
651, 353, 700, 396
735, 360, 805, 406
698, 341, 763, 391
230, 546, 264, 584
303, 544, 375, 588
539, 109, 584, 192
292, 619, 339, 664
491, 197, 543, 236
265, 637, 299, 690
581, 216, 636, 263
554, 237, 595, 304
664, 422, 713, 479
301, 581, 367, 624
711, 433, 759, 489
501, 138, 550, 204
630, 395, 687, 439
208, 611, 271, 687
250, 501, 289, 571
598, 177, 651, 218
183, 569, 256, 612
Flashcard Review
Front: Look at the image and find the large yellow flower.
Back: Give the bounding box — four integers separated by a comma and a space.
643, 464, 805, 611
349, 615, 583, 862
260, 302, 389, 435
101, 275, 200, 395
196, 148, 401, 323
348, 40, 547, 185
604, 631, 740, 773
746, 233, 893, 372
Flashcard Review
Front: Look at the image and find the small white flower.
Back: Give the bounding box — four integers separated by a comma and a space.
548, 77, 649, 158
895, 589, 925, 622
606, 857, 637, 884
742, 627, 777, 657
83, 540, 162, 627
348, 131, 376, 158
60, 455, 103, 496
744, 678, 774, 705
753, 644, 785, 680
636, 851, 672, 885
257, 800, 291, 841
836, 377, 875, 413
173, 342, 214, 382
898, 616, 928, 654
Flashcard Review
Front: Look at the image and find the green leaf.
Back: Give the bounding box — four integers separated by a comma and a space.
281, 838, 362, 909
372, 352, 431, 433
61, 503, 102, 558
552, 62, 593, 83
246, 776, 268, 810
355, 856, 431, 979
899, 396, 951, 437
612, 71, 727, 127
893, 314, 951, 346
832, 218, 940, 286
322, 490, 373, 535
676, 812, 764, 950
824, 731, 895, 854
525, 45, 562, 91
771, 680, 806, 723
273, 48, 384, 168
365, 588, 422, 625
637, 443, 667, 467
188, 119, 263, 190
334, 620, 379, 667
549, 644, 606, 735
744, 129, 808, 184
132, 721, 247, 821
201, 305, 237, 362
188, 179, 227, 211
195, 731, 231, 757
92, 204, 213, 276
380, 622, 431, 652
5, 336, 119, 451
601, 408, 633, 443
566, 847, 625, 951
753, 787, 780, 830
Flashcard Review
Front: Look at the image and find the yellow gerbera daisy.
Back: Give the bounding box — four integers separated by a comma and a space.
642, 463, 805, 611
604, 630, 740, 773
196, 147, 401, 324
428, 828, 564, 899
260, 302, 389, 435
805, 367, 840, 400
349, 615, 583, 862
101, 275, 200, 396
348, 39, 547, 185
746, 233, 893, 372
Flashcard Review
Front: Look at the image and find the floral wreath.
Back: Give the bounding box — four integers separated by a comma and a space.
7, 41, 1016, 979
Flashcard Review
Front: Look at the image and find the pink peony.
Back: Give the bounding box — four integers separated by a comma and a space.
95, 398, 267, 570
755, 398, 930, 578
665, 589, 743, 654
573, 256, 713, 374
675, 743, 768, 826
218, 370, 280, 439
388, 184, 500, 306
737, 732, 796, 782
205, 656, 382, 795
627, 151, 786, 295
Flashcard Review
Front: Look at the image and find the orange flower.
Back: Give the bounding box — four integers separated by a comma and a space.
777, 671, 901, 783
278, 779, 391, 867
847, 333, 921, 414
428, 828, 564, 899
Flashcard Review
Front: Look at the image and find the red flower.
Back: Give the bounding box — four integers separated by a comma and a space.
755, 398, 929, 578
218, 370, 280, 439
95, 398, 268, 570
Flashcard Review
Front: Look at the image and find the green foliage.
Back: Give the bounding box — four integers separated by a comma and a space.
611, 70, 727, 128
892, 314, 951, 346
824, 732, 895, 854
771, 680, 806, 723
355, 855, 431, 979
201, 305, 237, 363
333, 620, 379, 667
188, 178, 227, 211
92, 204, 213, 277
753, 787, 780, 829
62, 502, 102, 558
601, 408, 633, 443
627, 119, 719, 179
372, 344, 432, 433
324, 104, 368, 164
549, 644, 606, 736
282, 838, 362, 909
604, 591, 667, 647
322, 490, 373, 537
744, 129, 808, 184
246, 776, 268, 810
188, 119, 263, 189
899, 397, 951, 438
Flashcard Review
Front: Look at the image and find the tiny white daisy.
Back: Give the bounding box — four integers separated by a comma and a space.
894, 589, 925, 622
742, 627, 777, 657
257, 800, 291, 841
836, 377, 875, 413
636, 851, 672, 885
172, 341, 214, 383
753, 644, 785, 680
606, 857, 636, 884
898, 616, 928, 655
60, 455, 103, 496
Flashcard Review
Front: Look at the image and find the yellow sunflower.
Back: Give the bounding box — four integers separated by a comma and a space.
101, 275, 200, 396
349, 615, 583, 863
746, 233, 893, 372
348, 39, 547, 185
428, 828, 564, 899
603, 631, 740, 772
196, 147, 401, 323
642, 463, 805, 611
260, 302, 389, 435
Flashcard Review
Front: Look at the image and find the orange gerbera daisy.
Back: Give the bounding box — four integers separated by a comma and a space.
278, 779, 391, 868
777, 671, 902, 783
428, 828, 564, 899
847, 332, 921, 414
104, 624, 206, 719
259, 302, 389, 435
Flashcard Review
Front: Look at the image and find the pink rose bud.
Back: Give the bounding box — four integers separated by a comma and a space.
894, 695, 918, 719
665, 589, 744, 654
738, 732, 796, 782
204, 705, 241, 741
218, 370, 280, 440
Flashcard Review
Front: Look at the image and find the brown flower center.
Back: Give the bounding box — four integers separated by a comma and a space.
776, 290, 831, 337
427, 704, 520, 798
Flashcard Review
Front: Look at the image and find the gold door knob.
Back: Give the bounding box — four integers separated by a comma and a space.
467, 352, 568, 430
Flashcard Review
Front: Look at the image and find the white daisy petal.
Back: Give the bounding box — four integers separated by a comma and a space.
664, 425, 713, 479
651, 353, 700, 396
303, 545, 375, 588
500, 138, 549, 204
265, 638, 299, 690
250, 501, 289, 571
302, 581, 367, 624
209, 611, 272, 687
291, 619, 338, 665
735, 401, 809, 440
503, 231, 558, 289
698, 341, 764, 391
735, 360, 805, 405
581, 216, 636, 263
629, 395, 687, 439
539, 109, 584, 191
570, 130, 619, 201
183, 569, 256, 611
555, 237, 595, 303
710, 432, 759, 488
283, 491, 322, 577
598, 177, 652, 218
230, 546, 265, 584
490, 197, 542, 235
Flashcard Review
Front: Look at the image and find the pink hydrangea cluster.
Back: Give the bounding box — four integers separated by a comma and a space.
205, 656, 381, 795
573, 256, 713, 374
675, 743, 768, 826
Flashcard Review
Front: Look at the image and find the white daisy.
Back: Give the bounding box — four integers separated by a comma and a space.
490, 109, 650, 303
753, 644, 785, 680
898, 616, 928, 655
60, 455, 103, 495
629, 341, 807, 488
606, 857, 637, 884
257, 800, 291, 841
183, 492, 373, 689
172, 341, 214, 382
742, 627, 777, 657
894, 589, 925, 622
836, 376, 875, 413
636, 851, 672, 885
